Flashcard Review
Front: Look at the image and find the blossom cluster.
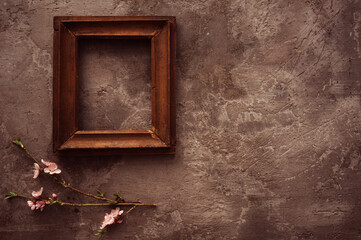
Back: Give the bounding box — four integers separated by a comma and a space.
33, 159, 61, 179
100, 207, 124, 229
27, 158, 61, 212
7, 140, 154, 239
29, 158, 126, 231
26, 187, 57, 212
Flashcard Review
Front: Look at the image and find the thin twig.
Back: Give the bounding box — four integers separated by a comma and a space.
15, 194, 32, 200
58, 202, 155, 207
53, 176, 142, 204
51, 175, 113, 202
24, 147, 41, 166
123, 205, 137, 217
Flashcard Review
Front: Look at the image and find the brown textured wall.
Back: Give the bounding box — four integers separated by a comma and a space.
1, 0, 361, 239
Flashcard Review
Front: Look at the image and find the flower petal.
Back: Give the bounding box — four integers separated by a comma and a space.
33, 169, 40, 179
100, 213, 115, 229
33, 163, 40, 179
41, 159, 51, 167
110, 207, 120, 218
48, 163, 58, 171
34, 163, 40, 170
27, 200, 34, 207
32, 187, 43, 198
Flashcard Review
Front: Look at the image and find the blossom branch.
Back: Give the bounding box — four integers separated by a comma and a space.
4, 192, 32, 200
13, 139, 143, 204
5, 193, 155, 207
123, 205, 137, 217
51, 175, 114, 202
51, 175, 142, 204
9, 139, 156, 238
13, 139, 41, 166
56, 201, 156, 207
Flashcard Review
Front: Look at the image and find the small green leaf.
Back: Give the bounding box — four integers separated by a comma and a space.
12, 139, 24, 149
61, 179, 67, 187
114, 192, 123, 202
97, 190, 105, 198
95, 229, 106, 239
107, 200, 117, 206
4, 192, 17, 200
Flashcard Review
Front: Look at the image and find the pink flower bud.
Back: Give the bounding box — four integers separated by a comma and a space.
52, 193, 57, 199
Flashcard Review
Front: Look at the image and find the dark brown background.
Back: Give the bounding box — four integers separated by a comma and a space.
1, 0, 361, 239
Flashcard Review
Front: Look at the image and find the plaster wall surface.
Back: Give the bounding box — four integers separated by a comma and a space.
1, 0, 361, 239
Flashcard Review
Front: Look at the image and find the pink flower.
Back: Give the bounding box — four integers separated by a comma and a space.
100, 208, 124, 229
41, 159, 61, 175
27, 200, 36, 210
100, 213, 115, 229
110, 207, 123, 218
35, 200, 49, 211
52, 193, 57, 199
32, 187, 43, 198
27, 200, 49, 211
33, 163, 41, 179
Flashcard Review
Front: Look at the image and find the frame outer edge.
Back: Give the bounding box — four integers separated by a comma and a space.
53, 17, 176, 155
53, 28, 60, 152
53, 16, 62, 31
53, 16, 176, 22
151, 32, 157, 134
167, 21, 171, 145
74, 30, 79, 133
170, 18, 176, 148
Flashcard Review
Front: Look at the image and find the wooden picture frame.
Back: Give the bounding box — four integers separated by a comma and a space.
53, 16, 176, 155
